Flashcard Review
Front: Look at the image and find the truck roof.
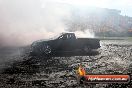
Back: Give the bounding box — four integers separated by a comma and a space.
61, 32, 75, 35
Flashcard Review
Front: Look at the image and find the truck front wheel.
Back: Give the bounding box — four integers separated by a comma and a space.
42, 44, 51, 55
30, 44, 52, 57
83, 45, 91, 53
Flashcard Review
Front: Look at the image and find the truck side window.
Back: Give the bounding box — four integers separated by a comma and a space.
67, 34, 71, 39
62, 34, 67, 40
67, 35, 69, 39
68, 34, 75, 39
71, 34, 76, 39
58, 34, 75, 40
69, 35, 72, 38
65, 34, 71, 39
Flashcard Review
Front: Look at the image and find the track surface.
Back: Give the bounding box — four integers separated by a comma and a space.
0, 40, 132, 88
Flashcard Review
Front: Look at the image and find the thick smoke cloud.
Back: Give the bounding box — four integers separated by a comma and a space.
0, 0, 71, 47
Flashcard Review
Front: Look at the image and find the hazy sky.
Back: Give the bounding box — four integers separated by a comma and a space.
0, 0, 131, 47
55, 0, 132, 16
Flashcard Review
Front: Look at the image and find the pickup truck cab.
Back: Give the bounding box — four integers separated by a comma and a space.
30, 33, 100, 56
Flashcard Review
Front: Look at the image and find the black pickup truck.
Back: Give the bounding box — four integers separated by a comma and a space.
30, 33, 100, 56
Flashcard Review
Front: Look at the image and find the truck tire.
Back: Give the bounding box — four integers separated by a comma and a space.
83, 45, 91, 53
42, 44, 51, 55
31, 43, 52, 56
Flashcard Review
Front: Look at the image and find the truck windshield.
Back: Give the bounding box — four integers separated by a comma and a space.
50, 33, 64, 40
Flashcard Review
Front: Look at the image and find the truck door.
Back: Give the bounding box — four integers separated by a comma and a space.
58, 34, 75, 51
59, 34, 76, 51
